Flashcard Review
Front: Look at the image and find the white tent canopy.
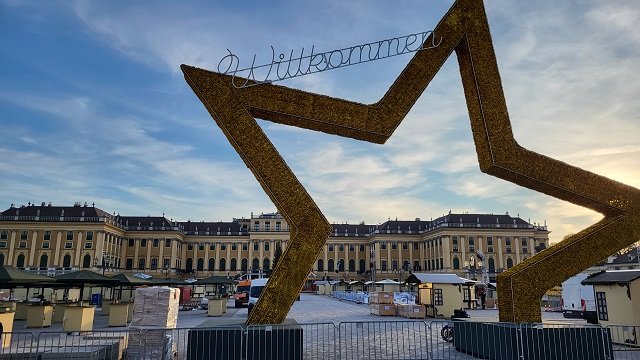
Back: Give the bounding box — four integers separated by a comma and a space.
410, 273, 474, 285
375, 279, 401, 285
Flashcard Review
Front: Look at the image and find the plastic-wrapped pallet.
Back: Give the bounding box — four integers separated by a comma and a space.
130, 286, 180, 328
127, 328, 175, 360
127, 287, 180, 360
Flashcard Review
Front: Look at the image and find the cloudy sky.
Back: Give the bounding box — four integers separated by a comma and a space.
1, 0, 639, 243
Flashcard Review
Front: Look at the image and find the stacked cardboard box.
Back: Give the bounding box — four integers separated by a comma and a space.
370, 304, 396, 316
369, 291, 395, 316
127, 287, 180, 359
368, 291, 394, 304
397, 304, 426, 319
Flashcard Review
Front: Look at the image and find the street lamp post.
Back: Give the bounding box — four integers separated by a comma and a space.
464, 255, 477, 281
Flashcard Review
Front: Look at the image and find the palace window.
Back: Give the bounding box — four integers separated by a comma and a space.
232, 243, 237, 251
140, 239, 147, 247
64, 242, 72, 249
42, 242, 50, 249
413, 242, 418, 250
349, 244, 355, 252
265, 222, 271, 231
221, 244, 227, 250
487, 236, 493, 245
187, 243, 193, 250
254, 221, 260, 231
166, 239, 172, 247
86, 231, 94, 241
0, 230, 7, 240
0, 241, 6, 248
242, 243, 248, 251
339, 244, 344, 252
360, 245, 365, 252
328, 244, 334, 252
210, 243, 216, 251
254, 242, 259, 251
138, 258, 146, 270
44, 231, 51, 241
22, 231, 29, 240
66, 231, 73, 241
153, 239, 159, 247
275, 222, 281, 231
381, 242, 387, 250
84, 242, 92, 249
264, 242, 270, 251
381, 260, 387, 271
18, 241, 27, 248
392, 242, 397, 250
199, 243, 205, 251
129, 238, 135, 247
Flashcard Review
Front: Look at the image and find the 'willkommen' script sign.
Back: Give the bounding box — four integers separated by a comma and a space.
218, 30, 441, 88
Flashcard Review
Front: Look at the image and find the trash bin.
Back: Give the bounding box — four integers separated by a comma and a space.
91, 294, 102, 307
207, 298, 224, 317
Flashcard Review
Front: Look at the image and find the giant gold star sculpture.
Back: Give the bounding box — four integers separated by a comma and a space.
182, 0, 640, 324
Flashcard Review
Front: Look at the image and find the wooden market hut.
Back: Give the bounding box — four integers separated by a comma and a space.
405, 273, 475, 318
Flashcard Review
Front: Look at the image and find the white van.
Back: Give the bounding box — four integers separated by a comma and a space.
562, 273, 597, 323
247, 277, 269, 315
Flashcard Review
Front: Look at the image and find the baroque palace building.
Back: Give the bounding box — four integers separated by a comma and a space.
0, 202, 549, 282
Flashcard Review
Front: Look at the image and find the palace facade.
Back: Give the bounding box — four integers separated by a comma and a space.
0, 202, 549, 282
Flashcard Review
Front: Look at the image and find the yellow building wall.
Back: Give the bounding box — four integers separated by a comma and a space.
594, 284, 636, 327
631, 279, 640, 325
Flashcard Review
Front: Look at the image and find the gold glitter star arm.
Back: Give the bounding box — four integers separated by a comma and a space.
182, 68, 332, 324
452, 0, 640, 322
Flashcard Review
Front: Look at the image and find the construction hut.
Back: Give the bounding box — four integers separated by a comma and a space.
347, 280, 365, 292
363, 281, 375, 292
582, 270, 640, 328
331, 280, 348, 293
375, 279, 401, 293
405, 273, 475, 318
313, 280, 331, 295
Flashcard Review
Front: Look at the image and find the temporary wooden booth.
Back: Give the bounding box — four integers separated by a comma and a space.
405, 273, 475, 318
582, 269, 640, 346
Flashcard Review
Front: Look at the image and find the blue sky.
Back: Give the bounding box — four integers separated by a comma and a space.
1, 0, 639, 243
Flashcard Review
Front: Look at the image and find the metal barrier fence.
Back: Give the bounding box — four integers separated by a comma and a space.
0, 320, 633, 359
608, 324, 640, 360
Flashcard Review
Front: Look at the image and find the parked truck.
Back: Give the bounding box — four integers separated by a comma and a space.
234, 279, 251, 308
562, 273, 597, 324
